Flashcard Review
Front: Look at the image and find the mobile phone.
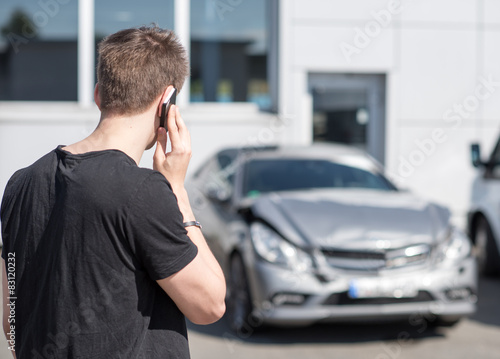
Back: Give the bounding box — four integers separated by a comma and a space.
160, 88, 177, 129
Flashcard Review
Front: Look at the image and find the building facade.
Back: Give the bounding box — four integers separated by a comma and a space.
1, 0, 500, 227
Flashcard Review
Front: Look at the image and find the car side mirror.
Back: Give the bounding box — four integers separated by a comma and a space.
470, 143, 484, 168
205, 185, 231, 203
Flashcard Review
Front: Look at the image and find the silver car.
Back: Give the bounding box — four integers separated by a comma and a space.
187, 144, 477, 331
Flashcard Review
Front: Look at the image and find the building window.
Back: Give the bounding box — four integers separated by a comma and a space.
311, 73, 386, 164
95, 0, 174, 42
95, 0, 174, 83
0, 1, 271, 107
190, 0, 270, 109
0, 0, 78, 101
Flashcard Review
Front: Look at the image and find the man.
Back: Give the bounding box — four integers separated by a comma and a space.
1, 26, 226, 358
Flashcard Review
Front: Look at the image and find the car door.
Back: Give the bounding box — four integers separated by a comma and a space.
188, 150, 241, 271
472, 140, 500, 258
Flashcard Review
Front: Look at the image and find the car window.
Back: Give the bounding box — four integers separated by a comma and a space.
489, 141, 500, 165
197, 151, 239, 199
216, 150, 239, 186
217, 151, 236, 170
242, 159, 396, 196
485, 139, 500, 179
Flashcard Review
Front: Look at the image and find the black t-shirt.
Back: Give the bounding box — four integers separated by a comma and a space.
0, 146, 198, 359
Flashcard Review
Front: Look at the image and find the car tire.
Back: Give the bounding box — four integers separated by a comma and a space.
227, 253, 254, 334
474, 217, 500, 276
434, 316, 461, 328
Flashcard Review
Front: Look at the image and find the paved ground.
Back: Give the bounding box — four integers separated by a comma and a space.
0, 276, 497, 359
187, 276, 500, 359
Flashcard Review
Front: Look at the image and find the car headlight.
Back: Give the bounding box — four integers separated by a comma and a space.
250, 222, 313, 272
436, 227, 472, 263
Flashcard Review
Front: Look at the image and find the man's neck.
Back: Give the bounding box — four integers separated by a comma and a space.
63, 111, 156, 165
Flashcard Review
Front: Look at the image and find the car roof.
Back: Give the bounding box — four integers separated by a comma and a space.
218, 143, 382, 172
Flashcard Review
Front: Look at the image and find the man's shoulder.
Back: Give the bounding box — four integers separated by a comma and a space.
104, 157, 169, 190
21, 149, 57, 171
5, 149, 58, 189
133, 169, 170, 187
124, 168, 173, 201
1, 149, 58, 218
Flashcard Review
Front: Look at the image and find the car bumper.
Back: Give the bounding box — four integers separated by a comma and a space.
246, 256, 478, 327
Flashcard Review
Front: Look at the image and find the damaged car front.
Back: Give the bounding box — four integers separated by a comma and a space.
187, 145, 477, 332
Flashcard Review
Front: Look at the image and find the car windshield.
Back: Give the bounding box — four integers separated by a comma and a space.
242, 159, 396, 197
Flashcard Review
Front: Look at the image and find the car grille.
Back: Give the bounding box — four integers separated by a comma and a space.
321, 244, 431, 272
323, 290, 434, 305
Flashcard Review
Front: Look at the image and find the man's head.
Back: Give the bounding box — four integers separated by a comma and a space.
96, 25, 189, 116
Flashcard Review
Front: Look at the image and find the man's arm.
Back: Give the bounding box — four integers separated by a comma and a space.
2, 259, 16, 358
153, 105, 226, 325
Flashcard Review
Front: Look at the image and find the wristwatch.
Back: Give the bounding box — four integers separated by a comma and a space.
183, 221, 202, 229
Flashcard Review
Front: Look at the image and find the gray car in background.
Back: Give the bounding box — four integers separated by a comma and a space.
186, 144, 477, 332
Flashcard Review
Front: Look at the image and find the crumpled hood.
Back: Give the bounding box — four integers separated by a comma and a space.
249, 189, 451, 250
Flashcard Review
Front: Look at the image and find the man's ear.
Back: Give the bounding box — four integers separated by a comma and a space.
157, 85, 175, 118
94, 84, 101, 110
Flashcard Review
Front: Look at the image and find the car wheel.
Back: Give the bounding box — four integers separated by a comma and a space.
474, 217, 500, 276
434, 316, 461, 328
227, 253, 254, 334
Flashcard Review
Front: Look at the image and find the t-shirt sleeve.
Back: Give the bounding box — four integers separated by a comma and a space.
125, 172, 198, 281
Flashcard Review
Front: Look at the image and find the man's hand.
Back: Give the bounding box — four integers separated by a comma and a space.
153, 105, 191, 191
153, 104, 196, 222
152, 104, 227, 324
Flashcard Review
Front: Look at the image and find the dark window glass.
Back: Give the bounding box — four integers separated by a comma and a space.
489, 140, 500, 165
95, 0, 174, 83
485, 138, 500, 179
95, 0, 174, 40
0, 0, 78, 100
190, 0, 269, 109
243, 159, 396, 196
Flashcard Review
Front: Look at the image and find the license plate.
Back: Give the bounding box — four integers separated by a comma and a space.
348, 277, 418, 299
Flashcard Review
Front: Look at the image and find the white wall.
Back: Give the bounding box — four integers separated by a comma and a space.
0, 102, 280, 203
279, 0, 500, 227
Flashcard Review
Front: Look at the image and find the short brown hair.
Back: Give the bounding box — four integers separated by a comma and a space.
97, 25, 189, 115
